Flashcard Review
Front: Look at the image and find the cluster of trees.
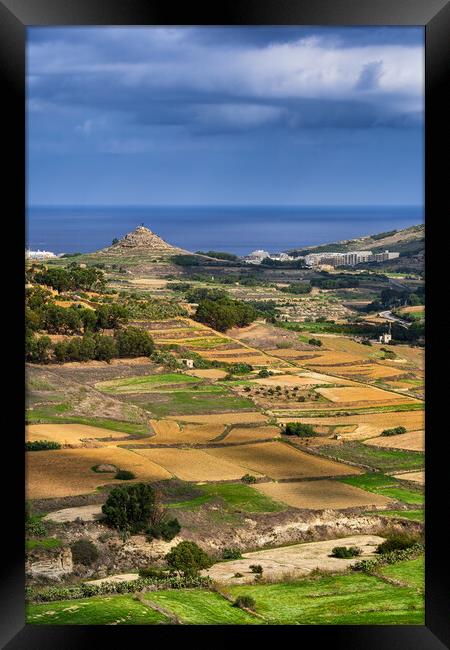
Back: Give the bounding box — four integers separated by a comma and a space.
195, 250, 240, 262
26, 326, 154, 364
283, 422, 317, 437
366, 287, 424, 312
33, 264, 106, 293
195, 295, 258, 332
26, 286, 129, 336
311, 277, 360, 289
53, 327, 154, 363
280, 282, 311, 295
102, 483, 181, 544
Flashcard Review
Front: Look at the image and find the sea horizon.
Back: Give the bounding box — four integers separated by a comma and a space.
26, 204, 424, 256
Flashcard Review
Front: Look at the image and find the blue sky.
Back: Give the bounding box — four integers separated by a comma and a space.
27, 27, 424, 206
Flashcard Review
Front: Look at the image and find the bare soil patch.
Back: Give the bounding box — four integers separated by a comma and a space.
205, 534, 384, 584
26, 423, 132, 446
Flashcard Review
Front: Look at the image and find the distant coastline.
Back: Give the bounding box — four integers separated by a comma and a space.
27, 205, 423, 256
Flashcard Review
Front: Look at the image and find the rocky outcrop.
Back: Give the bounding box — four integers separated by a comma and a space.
26, 547, 73, 581
103, 226, 186, 255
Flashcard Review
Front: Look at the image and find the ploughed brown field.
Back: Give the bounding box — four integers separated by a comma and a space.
255, 479, 394, 509
315, 385, 418, 404
364, 429, 424, 452
204, 442, 361, 480
26, 447, 172, 499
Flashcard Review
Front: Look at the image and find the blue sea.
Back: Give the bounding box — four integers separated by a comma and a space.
26, 205, 423, 256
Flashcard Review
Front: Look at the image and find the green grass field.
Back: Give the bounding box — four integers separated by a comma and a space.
228, 567, 424, 625
340, 473, 424, 506
26, 556, 424, 625
168, 482, 286, 513
318, 442, 424, 473
372, 510, 424, 522
145, 589, 259, 624
378, 557, 424, 589
26, 595, 169, 625
25, 538, 62, 551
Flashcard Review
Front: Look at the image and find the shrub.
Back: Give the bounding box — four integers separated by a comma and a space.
102, 483, 157, 534
258, 368, 270, 378
233, 595, 256, 611
115, 326, 154, 358
147, 518, 181, 542
71, 539, 99, 566
139, 566, 168, 579
233, 572, 243, 578
115, 470, 135, 481
26, 440, 61, 451
26, 517, 47, 538
308, 338, 323, 347
376, 532, 421, 554
241, 474, 257, 484
165, 541, 211, 577
283, 422, 316, 437
331, 546, 362, 559
381, 426, 407, 437
249, 564, 263, 574
222, 548, 243, 560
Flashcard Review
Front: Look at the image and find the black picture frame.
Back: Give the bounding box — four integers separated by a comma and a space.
2, 1, 449, 647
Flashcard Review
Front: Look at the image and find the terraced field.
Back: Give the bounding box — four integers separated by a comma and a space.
254, 479, 393, 510
205, 442, 361, 480
26, 447, 172, 499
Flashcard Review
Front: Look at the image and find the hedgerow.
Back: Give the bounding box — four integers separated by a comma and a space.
26, 574, 211, 603
352, 543, 424, 573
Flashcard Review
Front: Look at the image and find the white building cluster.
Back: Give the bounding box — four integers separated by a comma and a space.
25, 249, 57, 260
304, 250, 399, 268
243, 249, 295, 264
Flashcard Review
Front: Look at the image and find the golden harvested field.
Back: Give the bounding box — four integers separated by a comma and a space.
26, 447, 172, 499
398, 305, 425, 315
315, 385, 417, 404
303, 351, 371, 366
266, 349, 320, 360
308, 335, 373, 356
132, 448, 257, 481
253, 374, 332, 387
223, 425, 281, 443
186, 369, 229, 379
254, 479, 393, 510
205, 442, 361, 480
168, 412, 269, 425
26, 423, 133, 446
364, 430, 424, 452
309, 364, 408, 380
392, 471, 425, 485
278, 410, 424, 440
149, 420, 225, 444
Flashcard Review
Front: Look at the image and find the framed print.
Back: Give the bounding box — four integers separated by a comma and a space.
1, 0, 449, 647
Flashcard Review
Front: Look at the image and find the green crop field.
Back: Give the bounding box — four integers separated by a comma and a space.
96, 373, 201, 394
318, 442, 424, 473
26, 595, 169, 625
340, 474, 424, 506
145, 589, 259, 625
138, 390, 256, 417
372, 510, 424, 522
168, 482, 286, 513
